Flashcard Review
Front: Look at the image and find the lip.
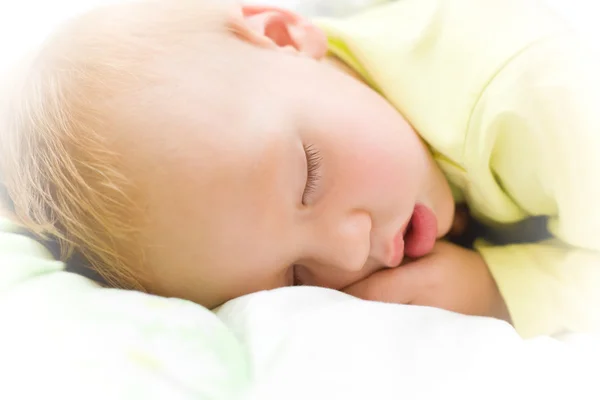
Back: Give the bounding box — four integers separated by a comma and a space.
404, 204, 438, 259
386, 220, 410, 267
386, 204, 438, 267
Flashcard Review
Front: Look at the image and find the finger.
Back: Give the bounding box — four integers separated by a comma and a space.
343, 263, 425, 304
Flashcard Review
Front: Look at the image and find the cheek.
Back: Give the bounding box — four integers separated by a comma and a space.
329, 124, 427, 206
359, 146, 407, 185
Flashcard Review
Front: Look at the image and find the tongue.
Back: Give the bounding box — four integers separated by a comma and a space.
404, 204, 437, 258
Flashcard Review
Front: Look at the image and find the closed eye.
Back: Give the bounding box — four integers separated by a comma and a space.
302, 144, 322, 205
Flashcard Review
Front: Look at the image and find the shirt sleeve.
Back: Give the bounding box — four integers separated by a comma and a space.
477, 241, 600, 338
468, 34, 600, 338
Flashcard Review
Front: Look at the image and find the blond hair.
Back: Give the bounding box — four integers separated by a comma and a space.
0, 0, 235, 290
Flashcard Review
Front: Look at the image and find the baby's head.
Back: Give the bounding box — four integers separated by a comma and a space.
1, 0, 454, 308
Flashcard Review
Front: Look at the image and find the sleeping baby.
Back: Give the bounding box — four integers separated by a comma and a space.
1, 0, 599, 338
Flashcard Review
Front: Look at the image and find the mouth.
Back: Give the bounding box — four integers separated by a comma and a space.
404, 204, 438, 258
388, 204, 438, 266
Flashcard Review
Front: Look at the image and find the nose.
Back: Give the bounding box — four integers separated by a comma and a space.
311, 209, 372, 272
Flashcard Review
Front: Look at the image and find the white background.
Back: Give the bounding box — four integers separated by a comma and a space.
1, 0, 597, 76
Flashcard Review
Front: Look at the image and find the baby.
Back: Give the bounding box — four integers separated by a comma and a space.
1, 0, 599, 338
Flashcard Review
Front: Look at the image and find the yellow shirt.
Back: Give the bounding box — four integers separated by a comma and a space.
317, 0, 600, 338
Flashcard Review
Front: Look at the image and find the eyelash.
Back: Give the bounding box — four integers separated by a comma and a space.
302, 144, 322, 204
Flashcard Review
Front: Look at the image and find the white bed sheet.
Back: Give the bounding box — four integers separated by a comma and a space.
218, 287, 599, 400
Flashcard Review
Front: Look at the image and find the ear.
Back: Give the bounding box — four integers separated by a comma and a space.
229, 5, 328, 60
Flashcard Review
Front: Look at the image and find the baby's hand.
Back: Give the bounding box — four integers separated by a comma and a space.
344, 241, 512, 322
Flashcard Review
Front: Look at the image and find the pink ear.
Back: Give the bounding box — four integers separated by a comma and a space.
239, 5, 328, 59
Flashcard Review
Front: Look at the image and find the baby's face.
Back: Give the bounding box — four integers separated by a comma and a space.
106, 7, 455, 308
